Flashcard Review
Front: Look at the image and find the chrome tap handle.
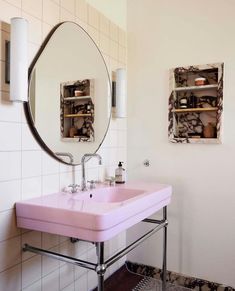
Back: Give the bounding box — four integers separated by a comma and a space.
68, 184, 80, 193
87, 180, 96, 190
105, 177, 115, 186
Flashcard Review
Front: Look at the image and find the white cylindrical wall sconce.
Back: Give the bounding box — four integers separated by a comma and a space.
10, 17, 28, 102
115, 68, 127, 118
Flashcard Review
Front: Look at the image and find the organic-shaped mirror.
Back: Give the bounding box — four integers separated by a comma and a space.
25, 22, 111, 165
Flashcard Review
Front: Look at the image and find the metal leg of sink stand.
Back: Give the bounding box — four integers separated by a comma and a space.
162, 206, 168, 291
96, 242, 106, 291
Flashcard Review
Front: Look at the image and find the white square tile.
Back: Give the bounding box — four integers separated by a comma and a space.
42, 174, 60, 195
75, 274, 87, 291
4, 0, 21, 8
22, 123, 41, 151
59, 161, 73, 174
0, 236, 21, 272
42, 246, 60, 276
22, 151, 42, 178
22, 0, 42, 19
23, 279, 41, 291
0, 209, 20, 242
42, 232, 59, 249
60, 7, 75, 22
109, 129, 118, 148
0, 0, 21, 22
88, 5, 99, 29
0, 91, 22, 122
118, 130, 127, 148
22, 255, 42, 289
22, 176, 42, 200
118, 45, 126, 64
110, 22, 118, 42
74, 253, 87, 280
59, 263, 74, 290
22, 12, 42, 45
88, 25, 99, 47
42, 22, 53, 41
100, 14, 109, 36
43, 0, 60, 26
28, 42, 40, 65
59, 170, 73, 189
42, 152, 60, 175
62, 282, 75, 291
87, 269, 97, 290
0, 264, 21, 291
110, 41, 118, 60
0, 122, 21, 151
75, 18, 88, 31
22, 230, 42, 261
87, 167, 99, 182
99, 33, 109, 55
75, 0, 88, 23
59, 239, 73, 257
61, 0, 75, 14
119, 28, 126, 47
0, 179, 21, 211
0, 152, 21, 181
42, 269, 59, 291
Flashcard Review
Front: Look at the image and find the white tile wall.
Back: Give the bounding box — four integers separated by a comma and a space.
0, 0, 127, 290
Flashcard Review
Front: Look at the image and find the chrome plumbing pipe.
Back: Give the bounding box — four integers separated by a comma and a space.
23, 244, 96, 271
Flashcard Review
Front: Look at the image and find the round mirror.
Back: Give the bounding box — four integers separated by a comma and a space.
25, 22, 111, 165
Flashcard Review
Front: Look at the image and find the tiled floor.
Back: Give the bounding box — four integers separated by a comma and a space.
93, 265, 192, 291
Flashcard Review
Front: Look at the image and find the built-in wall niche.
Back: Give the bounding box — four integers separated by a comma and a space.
168, 63, 224, 143
60, 79, 95, 142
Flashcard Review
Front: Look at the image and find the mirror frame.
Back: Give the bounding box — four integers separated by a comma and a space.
24, 22, 112, 165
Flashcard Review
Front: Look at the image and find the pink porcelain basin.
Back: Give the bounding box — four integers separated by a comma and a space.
16, 181, 172, 242
75, 187, 145, 203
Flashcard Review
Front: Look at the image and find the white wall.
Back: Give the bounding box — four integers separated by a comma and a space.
87, 0, 127, 29
0, 1, 127, 290
127, 0, 235, 287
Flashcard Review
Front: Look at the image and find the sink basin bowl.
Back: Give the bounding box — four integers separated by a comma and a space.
16, 181, 172, 242
75, 187, 145, 203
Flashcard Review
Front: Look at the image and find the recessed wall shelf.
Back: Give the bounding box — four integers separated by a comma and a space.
60, 79, 95, 142
168, 63, 224, 144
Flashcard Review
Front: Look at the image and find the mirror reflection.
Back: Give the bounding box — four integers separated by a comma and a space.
27, 22, 111, 165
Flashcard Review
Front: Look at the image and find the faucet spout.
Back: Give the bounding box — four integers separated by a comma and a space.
81, 153, 102, 191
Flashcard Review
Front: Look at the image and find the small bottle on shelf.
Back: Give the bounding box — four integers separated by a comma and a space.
179, 96, 188, 109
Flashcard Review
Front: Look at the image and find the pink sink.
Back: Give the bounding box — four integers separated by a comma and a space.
16, 181, 172, 242
75, 187, 145, 203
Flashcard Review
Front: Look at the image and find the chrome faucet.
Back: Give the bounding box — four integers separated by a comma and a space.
81, 153, 102, 191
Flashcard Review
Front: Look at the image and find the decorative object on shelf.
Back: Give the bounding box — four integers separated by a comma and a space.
69, 126, 77, 138
115, 68, 127, 118
179, 95, 188, 108
74, 90, 84, 97
10, 17, 28, 102
195, 77, 207, 86
203, 123, 216, 138
60, 79, 95, 142
169, 62, 224, 144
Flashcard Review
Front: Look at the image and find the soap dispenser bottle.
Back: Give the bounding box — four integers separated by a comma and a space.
115, 162, 125, 184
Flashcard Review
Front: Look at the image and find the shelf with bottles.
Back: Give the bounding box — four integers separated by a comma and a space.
169, 63, 224, 144
60, 79, 95, 142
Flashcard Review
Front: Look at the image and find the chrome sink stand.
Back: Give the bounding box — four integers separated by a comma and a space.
23, 206, 168, 291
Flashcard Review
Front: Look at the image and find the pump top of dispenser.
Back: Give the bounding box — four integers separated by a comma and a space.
118, 161, 124, 167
